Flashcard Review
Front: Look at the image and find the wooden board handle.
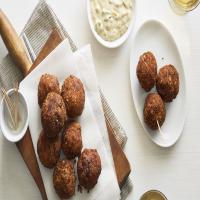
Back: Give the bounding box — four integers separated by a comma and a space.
0, 9, 31, 76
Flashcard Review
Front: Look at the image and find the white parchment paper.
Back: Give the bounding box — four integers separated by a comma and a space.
19, 40, 120, 200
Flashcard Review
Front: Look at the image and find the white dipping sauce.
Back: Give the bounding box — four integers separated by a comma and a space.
90, 0, 133, 42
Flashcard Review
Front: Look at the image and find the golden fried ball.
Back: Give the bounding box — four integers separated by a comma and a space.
61, 75, 85, 118
38, 74, 60, 108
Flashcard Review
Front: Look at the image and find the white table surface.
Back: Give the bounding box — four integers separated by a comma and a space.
0, 0, 200, 200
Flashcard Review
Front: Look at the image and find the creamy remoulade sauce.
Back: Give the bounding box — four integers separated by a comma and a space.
90, 0, 133, 42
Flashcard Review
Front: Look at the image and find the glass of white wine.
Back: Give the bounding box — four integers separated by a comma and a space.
140, 190, 167, 200
169, 0, 200, 14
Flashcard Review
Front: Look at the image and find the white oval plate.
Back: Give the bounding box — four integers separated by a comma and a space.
87, 0, 135, 48
130, 20, 187, 147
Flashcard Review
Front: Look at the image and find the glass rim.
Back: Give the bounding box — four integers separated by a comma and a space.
168, 0, 200, 12
140, 190, 168, 200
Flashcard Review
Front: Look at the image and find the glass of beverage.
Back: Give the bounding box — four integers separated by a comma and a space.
169, 0, 200, 14
140, 190, 167, 200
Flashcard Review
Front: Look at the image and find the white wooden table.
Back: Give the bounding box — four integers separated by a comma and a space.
0, 0, 200, 199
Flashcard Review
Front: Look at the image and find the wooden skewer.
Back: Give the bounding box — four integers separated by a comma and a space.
1, 88, 15, 115
1, 84, 20, 130
1, 88, 16, 129
1, 88, 15, 114
2, 97, 15, 128
157, 120, 162, 134
16, 82, 20, 124
157, 120, 168, 140
13, 81, 20, 125
14, 83, 17, 126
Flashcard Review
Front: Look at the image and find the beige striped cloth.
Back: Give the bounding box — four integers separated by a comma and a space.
0, 0, 132, 199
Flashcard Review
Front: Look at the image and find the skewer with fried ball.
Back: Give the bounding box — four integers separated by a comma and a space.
156, 120, 168, 140
143, 93, 166, 130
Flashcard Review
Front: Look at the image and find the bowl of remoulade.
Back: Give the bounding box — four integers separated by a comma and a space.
87, 0, 135, 48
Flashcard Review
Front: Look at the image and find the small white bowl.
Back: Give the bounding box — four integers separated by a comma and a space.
87, 0, 135, 48
0, 89, 29, 142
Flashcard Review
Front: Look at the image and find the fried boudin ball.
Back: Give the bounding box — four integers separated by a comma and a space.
143, 93, 166, 130
62, 121, 82, 159
61, 75, 85, 118
136, 51, 157, 92
156, 64, 179, 102
77, 149, 101, 190
53, 160, 75, 199
37, 130, 61, 168
41, 92, 66, 138
38, 74, 60, 108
